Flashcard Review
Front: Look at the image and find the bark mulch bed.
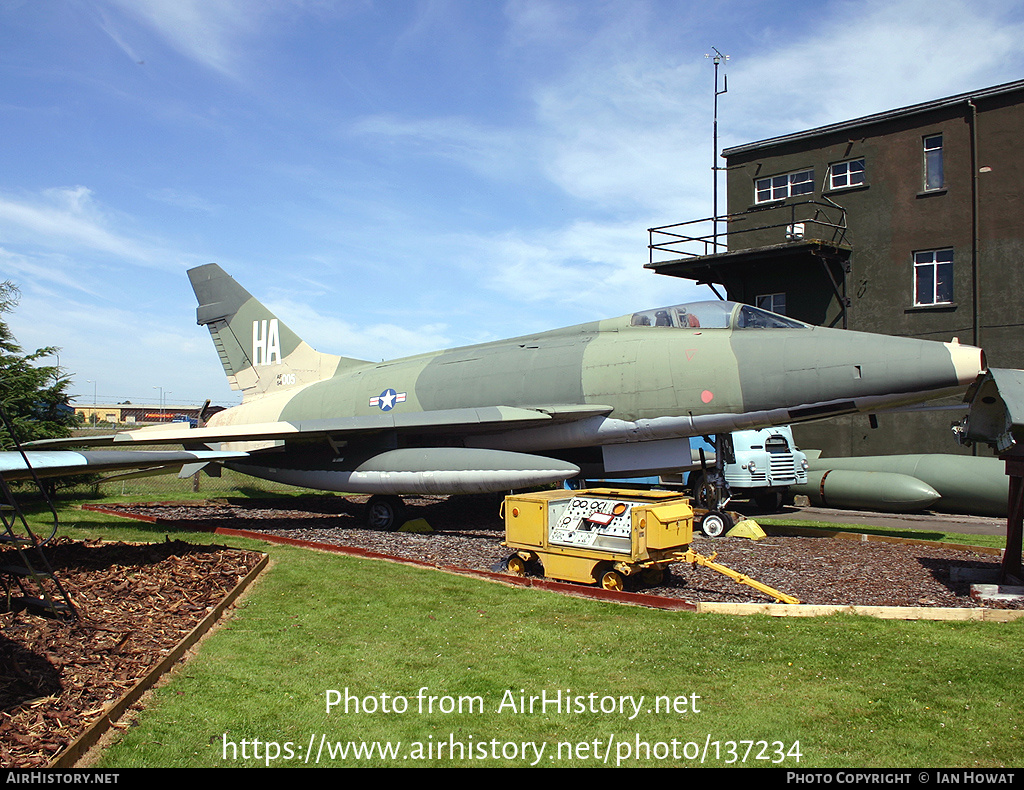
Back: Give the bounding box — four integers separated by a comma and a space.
0, 538, 265, 768
102, 494, 1012, 609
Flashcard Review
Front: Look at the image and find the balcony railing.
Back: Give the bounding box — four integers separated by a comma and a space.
648, 200, 849, 264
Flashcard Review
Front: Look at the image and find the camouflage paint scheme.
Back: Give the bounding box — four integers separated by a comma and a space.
794, 453, 1008, 517
36, 264, 984, 497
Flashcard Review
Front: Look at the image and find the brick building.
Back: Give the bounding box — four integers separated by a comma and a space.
647, 80, 1024, 456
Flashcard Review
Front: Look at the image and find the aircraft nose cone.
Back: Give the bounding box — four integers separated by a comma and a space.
944, 340, 986, 386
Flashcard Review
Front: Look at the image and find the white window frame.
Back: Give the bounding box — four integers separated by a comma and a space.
756, 293, 787, 315
923, 134, 944, 191
913, 248, 953, 306
829, 158, 865, 190
755, 169, 814, 204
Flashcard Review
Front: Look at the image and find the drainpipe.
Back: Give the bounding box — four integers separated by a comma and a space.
967, 99, 979, 350
967, 99, 980, 458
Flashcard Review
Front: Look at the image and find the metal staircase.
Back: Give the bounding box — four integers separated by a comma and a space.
0, 404, 76, 620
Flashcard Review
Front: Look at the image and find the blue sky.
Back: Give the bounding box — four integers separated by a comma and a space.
3, 0, 1024, 408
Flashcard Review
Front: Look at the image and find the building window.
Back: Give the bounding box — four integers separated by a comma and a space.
829, 158, 865, 190
756, 293, 787, 315
914, 248, 953, 306
923, 134, 943, 191
755, 169, 814, 204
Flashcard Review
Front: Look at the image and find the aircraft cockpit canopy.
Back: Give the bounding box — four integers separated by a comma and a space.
630, 301, 810, 330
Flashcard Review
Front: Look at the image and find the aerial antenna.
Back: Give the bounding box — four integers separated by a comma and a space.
705, 47, 729, 252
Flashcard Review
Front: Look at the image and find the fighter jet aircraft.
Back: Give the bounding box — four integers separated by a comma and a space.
30, 263, 985, 528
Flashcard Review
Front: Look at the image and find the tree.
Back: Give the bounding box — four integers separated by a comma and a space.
0, 281, 76, 448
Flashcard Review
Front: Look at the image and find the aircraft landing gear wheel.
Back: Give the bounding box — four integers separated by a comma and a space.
600, 569, 625, 591
701, 510, 732, 538
365, 495, 406, 531
507, 555, 527, 577
690, 472, 725, 510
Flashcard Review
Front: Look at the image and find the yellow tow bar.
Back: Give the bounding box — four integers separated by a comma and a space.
673, 549, 800, 605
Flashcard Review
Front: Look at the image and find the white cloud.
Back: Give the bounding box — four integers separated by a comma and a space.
471, 219, 710, 312
471, 0, 1024, 323
8, 287, 231, 406
0, 186, 182, 270
267, 298, 454, 362
349, 114, 533, 181
146, 187, 222, 215
503, 0, 582, 47
0, 247, 103, 299
100, 0, 261, 79
727, 0, 1024, 142
0, 187, 137, 259
532, 58, 707, 215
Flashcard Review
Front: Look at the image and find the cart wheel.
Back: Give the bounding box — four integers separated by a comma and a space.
507, 555, 527, 577
600, 569, 625, 591
640, 566, 665, 587
701, 510, 732, 538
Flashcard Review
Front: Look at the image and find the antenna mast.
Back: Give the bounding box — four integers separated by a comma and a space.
706, 47, 729, 252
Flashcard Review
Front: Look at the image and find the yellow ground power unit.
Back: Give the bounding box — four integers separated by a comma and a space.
503, 488, 693, 590
502, 488, 798, 603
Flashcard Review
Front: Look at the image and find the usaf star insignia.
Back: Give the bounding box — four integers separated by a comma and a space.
369, 388, 407, 411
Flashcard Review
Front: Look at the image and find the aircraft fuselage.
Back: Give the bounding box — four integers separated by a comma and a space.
209, 301, 981, 462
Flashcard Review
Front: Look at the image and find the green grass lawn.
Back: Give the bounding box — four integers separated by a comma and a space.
28, 498, 1024, 768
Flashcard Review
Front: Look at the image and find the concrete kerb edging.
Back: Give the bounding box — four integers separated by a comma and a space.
695, 602, 1021, 621
81, 504, 1024, 622
50, 550, 270, 769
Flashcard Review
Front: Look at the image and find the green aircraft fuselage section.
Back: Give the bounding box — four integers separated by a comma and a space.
261, 318, 965, 429
277, 322, 602, 422
269, 317, 754, 425
731, 329, 961, 412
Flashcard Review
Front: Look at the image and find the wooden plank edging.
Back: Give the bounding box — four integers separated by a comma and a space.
50, 552, 270, 768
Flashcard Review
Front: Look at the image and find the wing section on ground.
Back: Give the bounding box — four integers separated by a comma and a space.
0, 450, 247, 482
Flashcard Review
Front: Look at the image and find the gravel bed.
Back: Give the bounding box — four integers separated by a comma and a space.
99, 495, 1014, 609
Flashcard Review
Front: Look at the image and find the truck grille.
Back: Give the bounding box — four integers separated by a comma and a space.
766, 436, 799, 484
768, 452, 797, 483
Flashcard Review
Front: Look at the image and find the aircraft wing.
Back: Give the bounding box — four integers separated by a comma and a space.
0, 450, 247, 481
26, 405, 614, 449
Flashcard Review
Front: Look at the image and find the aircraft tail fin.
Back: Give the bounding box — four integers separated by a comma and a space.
188, 263, 369, 400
